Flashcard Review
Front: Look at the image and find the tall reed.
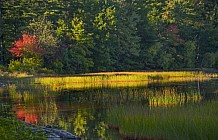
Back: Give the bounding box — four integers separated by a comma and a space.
107, 101, 218, 140
33, 71, 217, 90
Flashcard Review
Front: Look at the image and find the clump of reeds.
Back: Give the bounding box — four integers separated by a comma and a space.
107, 101, 218, 140
147, 87, 202, 107
32, 71, 217, 90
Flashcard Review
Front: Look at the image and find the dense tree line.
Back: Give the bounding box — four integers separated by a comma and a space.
0, 0, 217, 74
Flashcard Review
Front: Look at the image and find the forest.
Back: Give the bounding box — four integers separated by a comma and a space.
0, 0, 218, 74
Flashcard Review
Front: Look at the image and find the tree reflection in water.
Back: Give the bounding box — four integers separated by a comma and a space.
3, 79, 217, 139
73, 110, 87, 137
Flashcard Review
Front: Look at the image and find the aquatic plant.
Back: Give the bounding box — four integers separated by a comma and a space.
107, 101, 218, 140
33, 71, 217, 90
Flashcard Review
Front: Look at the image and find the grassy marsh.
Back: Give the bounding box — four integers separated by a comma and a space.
1, 71, 217, 139
107, 101, 218, 140
33, 71, 217, 90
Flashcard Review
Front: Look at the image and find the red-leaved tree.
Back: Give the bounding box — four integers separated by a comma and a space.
9, 34, 42, 57
165, 25, 183, 44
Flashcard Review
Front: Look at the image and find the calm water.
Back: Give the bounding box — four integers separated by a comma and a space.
0, 79, 218, 139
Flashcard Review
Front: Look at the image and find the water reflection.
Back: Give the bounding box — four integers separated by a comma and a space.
0, 79, 217, 139
74, 110, 87, 136
16, 106, 38, 124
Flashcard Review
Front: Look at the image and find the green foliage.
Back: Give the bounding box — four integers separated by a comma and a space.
0, 105, 46, 140
215, 51, 218, 69
8, 60, 22, 72
91, 4, 117, 71
59, 13, 95, 74
107, 101, 218, 140
52, 59, 64, 73
27, 16, 58, 49
112, 1, 141, 70
157, 50, 173, 70
145, 42, 174, 70
144, 42, 162, 69
22, 57, 42, 73
56, 19, 69, 38
93, 6, 116, 34
26, 16, 59, 68
183, 41, 196, 68
0, 117, 46, 140
1, 0, 218, 73
0, 64, 7, 72
62, 46, 94, 74
202, 52, 216, 68
8, 57, 42, 73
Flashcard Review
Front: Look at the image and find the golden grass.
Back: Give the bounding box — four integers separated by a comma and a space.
33, 71, 217, 90
148, 88, 202, 107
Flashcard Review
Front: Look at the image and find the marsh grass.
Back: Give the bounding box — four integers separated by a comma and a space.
148, 87, 202, 107
33, 71, 217, 90
6, 84, 48, 101
107, 101, 218, 140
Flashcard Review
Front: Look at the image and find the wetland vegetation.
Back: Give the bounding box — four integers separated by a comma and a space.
107, 101, 218, 140
1, 0, 218, 139
0, 71, 217, 139
32, 71, 217, 90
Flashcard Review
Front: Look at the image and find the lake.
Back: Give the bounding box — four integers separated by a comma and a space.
0, 76, 218, 139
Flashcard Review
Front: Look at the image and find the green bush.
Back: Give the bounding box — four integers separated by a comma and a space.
0, 116, 46, 140
22, 57, 42, 73
0, 64, 8, 72
0, 105, 46, 140
8, 60, 22, 72
52, 59, 63, 73
201, 53, 216, 68
8, 57, 42, 73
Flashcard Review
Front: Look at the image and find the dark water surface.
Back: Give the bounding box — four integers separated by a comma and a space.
0, 79, 218, 139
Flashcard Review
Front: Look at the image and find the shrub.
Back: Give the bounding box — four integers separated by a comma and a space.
52, 59, 63, 73
8, 57, 42, 73
201, 53, 216, 68
0, 64, 7, 72
22, 57, 42, 73
8, 60, 22, 72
